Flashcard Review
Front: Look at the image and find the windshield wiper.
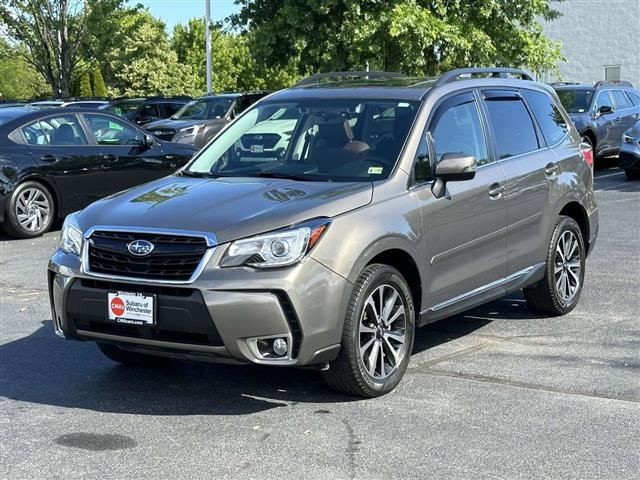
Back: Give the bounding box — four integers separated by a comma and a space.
252, 172, 328, 182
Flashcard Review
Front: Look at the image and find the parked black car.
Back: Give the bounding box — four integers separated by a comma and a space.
143, 92, 268, 148
619, 121, 640, 180
0, 107, 197, 237
102, 96, 191, 126
554, 81, 640, 164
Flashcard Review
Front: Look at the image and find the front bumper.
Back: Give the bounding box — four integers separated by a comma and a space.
49, 246, 350, 366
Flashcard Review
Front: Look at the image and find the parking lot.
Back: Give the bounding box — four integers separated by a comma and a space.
0, 169, 638, 479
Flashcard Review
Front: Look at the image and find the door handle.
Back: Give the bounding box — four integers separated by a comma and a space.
102, 154, 119, 162
488, 183, 506, 200
40, 154, 57, 162
545, 163, 560, 178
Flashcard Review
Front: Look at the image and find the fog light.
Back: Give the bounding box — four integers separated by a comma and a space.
273, 338, 288, 356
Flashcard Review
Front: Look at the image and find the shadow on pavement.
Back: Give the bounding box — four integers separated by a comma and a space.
1, 293, 537, 415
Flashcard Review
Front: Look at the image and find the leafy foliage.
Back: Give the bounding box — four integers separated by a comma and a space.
234, 0, 564, 76
78, 70, 92, 96
0, 38, 49, 99
91, 68, 108, 96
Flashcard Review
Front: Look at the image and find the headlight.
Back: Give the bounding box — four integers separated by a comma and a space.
178, 125, 204, 137
221, 218, 330, 268
59, 212, 83, 255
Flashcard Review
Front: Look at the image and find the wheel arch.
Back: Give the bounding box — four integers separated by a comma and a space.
558, 201, 590, 254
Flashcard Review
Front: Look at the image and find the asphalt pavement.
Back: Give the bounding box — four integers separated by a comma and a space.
1, 169, 639, 479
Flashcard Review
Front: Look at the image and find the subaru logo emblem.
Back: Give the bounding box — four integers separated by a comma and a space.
127, 239, 154, 256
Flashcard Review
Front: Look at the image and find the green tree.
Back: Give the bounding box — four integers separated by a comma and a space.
0, 0, 121, 96
95, 6, 199, 96
91, 68, 108, 96
0, 39, 49, 99
233, 0, 563, 76
171, 18, 297, 92
78, 70, 92, 96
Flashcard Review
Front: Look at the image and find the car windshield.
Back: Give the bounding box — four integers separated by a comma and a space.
555, 89, 593, 113
172, 98, 234, 120
186, 98, 420, 182
105, 101, 142, 119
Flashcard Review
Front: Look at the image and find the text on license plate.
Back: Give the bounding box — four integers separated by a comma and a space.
108, 291, 155, 325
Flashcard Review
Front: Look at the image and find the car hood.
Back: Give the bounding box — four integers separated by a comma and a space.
78, 176, 373, 244
145, 118, 226, 132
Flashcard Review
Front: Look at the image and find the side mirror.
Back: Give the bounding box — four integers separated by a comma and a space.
143, 134, 155, 147
432, 152, 477, 199
597, 105, 613, 115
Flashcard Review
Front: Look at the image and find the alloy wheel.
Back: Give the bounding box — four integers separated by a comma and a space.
358, 284, 407, 379
15, 187, 51, 233
554, 230, 582, 304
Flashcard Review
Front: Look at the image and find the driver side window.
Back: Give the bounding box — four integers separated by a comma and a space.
84, 114, 143, 146
431, 98, 489, 167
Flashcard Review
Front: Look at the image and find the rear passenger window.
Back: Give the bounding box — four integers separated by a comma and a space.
522, 90, 568, 146
431, 99, 489, 166
627, 92, 640, 106
612, 90, 632, 109
21, 115, 87, 146
484, 96, 539, 159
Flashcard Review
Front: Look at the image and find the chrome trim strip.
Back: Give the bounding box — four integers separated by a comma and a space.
83, 225, 217, 247
428, 264, 539, 312
77, 330, 228, 354
80, 225, 217, 285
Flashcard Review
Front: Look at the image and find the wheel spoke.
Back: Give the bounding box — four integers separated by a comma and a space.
380, 290, 399, 324
383, 336, 401, 366
367, 341, 380, 376
360, 324, 376, 334
566, 266, 579, 283
386, 331, 405, 344
378, 342, 385, 376
384, 304, 404, 327
365, 296, 379, 323
360, 336, 376, 357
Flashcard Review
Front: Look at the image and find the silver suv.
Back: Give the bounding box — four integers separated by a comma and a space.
49, 68, 599, 397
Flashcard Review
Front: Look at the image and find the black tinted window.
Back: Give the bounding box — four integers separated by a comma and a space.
612, 90, 632, 109
21, 115, 87, 146
485, 96, 539, 159
413, 133, 432, 184
523, 90, 568, 146
431, 100, 489, 166
85, 114, 142, 146
555, 89, 593, 113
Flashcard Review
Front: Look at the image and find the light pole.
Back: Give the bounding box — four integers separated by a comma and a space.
205, 0, 212, 93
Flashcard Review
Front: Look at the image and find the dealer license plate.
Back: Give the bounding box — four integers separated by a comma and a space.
107, 291, 155, 326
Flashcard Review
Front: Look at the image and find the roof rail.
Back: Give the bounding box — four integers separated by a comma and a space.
295, 71, 406, 87
549, 82, 581, 86
435, 67, 534, 86
594, 80, 634, 88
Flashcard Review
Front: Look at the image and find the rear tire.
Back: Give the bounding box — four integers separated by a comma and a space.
97, 343, 168, 367
2, 181, 55, 238
625, 169, 640, 180
523, 216, 585, 316
322, 264, 415, 398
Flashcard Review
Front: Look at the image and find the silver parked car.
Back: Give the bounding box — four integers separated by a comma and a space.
49, 68, 598, 397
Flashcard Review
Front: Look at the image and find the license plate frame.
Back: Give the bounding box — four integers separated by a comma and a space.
107, 291, 156, 326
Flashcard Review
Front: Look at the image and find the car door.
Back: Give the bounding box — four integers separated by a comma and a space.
82, 113, 176, 195
591, 90, 619, 156
611, 90, 638, 136
20, 113, 104, 213
411, 91, 508, 317
484, 88, 565, 279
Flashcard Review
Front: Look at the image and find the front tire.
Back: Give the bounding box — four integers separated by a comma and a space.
2, 181, 55, 238
97, 343, 168, 367
524, 216, 585, 316
323, 264, 415, 397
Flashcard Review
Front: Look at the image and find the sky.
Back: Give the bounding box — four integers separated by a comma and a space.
132, 0, 241, 32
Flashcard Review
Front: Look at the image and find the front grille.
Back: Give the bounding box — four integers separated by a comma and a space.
240, 133, 281, 150
87, 231, 208, 281
151, 129, 175, 141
